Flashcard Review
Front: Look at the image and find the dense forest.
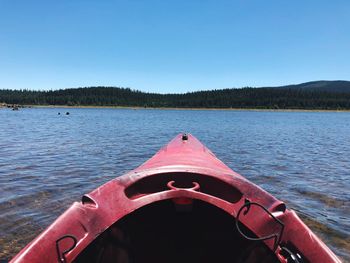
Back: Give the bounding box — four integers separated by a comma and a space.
1, 81, 350, 110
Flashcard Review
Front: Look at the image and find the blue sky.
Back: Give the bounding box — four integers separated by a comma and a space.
0, 0, 349, 93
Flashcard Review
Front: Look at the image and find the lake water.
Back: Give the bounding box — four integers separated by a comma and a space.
0, 108, 349, 261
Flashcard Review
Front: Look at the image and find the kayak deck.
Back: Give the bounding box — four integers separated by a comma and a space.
11, 134, 341, 263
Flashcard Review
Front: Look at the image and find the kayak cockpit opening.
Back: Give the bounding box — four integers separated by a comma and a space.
74, 199, 279, 263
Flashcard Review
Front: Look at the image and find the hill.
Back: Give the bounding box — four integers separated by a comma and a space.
1, 81, 350, 110
270, 80, 350, 93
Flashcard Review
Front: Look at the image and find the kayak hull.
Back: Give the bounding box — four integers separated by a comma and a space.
11, 134, 341, 262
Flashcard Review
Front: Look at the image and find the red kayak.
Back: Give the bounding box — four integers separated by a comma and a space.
12, 134, 341, 263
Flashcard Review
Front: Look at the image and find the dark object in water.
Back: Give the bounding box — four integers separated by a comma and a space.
66, 112, 70, 115
58, 112, 61, 115
12, 107, 19, 111
11, 134, 341, 263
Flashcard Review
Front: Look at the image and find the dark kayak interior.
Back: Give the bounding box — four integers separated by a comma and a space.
74, 199, 279, 263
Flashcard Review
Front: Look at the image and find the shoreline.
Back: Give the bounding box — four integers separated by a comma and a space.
3, 104, 350, 112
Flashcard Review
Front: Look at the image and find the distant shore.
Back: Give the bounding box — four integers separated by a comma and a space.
2, 104, 350, 112
2, 83, 350, 111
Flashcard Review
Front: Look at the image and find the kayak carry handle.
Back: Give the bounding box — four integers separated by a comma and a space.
56, 234, 77, 263
167, 180, 200, 191
235, 199, 285, 252
167, 180, 200, 208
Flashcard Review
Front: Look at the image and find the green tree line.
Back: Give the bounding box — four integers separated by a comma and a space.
1, 86, 350, 109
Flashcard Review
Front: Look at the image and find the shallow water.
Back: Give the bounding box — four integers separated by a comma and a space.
0, 108, 349, 261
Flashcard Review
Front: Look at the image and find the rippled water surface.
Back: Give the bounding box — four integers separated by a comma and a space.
0, 108, 349, 261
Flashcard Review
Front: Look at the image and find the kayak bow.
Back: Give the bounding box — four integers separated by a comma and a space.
11, 134, 341, 263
